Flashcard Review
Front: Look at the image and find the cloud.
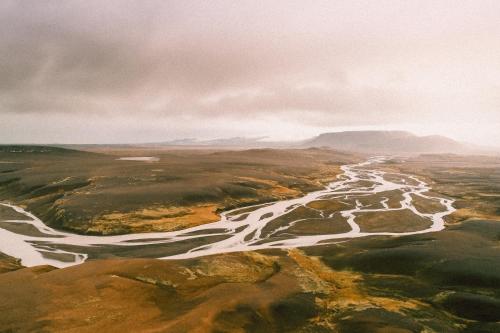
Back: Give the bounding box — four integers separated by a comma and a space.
1, 1, 500, 144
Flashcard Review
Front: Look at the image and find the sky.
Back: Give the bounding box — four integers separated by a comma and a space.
1, 0, 500, 145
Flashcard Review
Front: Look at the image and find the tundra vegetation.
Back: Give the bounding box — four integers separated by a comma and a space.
0, 147, 499, 332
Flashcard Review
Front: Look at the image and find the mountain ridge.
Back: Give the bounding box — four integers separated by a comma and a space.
302, 130, 469, 154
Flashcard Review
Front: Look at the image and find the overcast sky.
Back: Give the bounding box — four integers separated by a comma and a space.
1, 1, 500, 145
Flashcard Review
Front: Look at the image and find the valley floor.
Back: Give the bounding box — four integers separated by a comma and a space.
0, 149, 499, 332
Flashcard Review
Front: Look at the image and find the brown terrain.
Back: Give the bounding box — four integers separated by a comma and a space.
0, 148, 499, 332
0, 146, 358, 235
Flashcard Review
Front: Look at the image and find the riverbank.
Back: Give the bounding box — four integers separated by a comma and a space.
0, 157, 454, 268
0, 147, 359, 235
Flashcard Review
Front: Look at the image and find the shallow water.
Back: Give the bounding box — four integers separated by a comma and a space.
0, 157, 455, 268
117, 157, 160, 162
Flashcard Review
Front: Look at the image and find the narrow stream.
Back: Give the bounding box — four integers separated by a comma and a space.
0, 157, 455, 268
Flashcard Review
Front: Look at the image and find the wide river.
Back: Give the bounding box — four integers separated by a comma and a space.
0, 157, 455, 268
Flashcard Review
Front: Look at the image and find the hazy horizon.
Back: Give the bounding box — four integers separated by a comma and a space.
2, 129, 498, 149
1, 1, 500, 146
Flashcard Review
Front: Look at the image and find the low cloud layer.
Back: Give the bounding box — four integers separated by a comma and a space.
1, 1, 500, 145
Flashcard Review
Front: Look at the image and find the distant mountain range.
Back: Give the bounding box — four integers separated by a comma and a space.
49, 130, 492, 155
142, 137, 277, 148
137, 131, 482, 154
301, 131, 473, 154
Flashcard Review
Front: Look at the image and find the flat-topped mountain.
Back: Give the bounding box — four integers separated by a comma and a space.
303, 130, 468, 154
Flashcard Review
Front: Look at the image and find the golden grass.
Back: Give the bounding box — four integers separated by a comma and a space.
306, 165, 343, 186
446, 208, 500, 224
287, 249, 427, 328
88, 204, 220, 234
237, 176, 301, 198
194, 252, 279, 283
